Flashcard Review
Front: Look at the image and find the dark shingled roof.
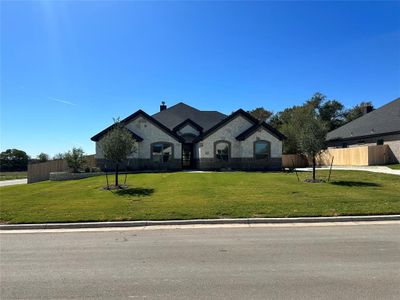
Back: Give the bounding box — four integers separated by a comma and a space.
326, 98, 400, 141
91, 102, 285, 144
152, 102, 226, 132
91, 110, 183, 142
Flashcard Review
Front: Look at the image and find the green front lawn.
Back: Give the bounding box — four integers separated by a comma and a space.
387, 164, 400, 170
1, 171, 399, 224
0, 171, 27, 181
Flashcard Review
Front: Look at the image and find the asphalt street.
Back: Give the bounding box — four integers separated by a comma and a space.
1, 224, 399, 299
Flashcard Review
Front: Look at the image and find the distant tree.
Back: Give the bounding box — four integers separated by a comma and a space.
0, 149, 30, 171
318, 100, 345, 131
304, 92, 326, 110
53, 153, 65, 160
344, 101, 374, 123
297, 112, 328, 181
99, 118, 137, 188
269, 93, 345, 153
248, 107, 273, 123
269, 105, 309, 154
64, 147, 86, 173
37, 153, 49, 162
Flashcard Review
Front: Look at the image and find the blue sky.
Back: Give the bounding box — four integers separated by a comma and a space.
1, 1, 399, 157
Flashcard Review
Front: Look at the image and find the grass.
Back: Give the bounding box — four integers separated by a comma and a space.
0, 171, 27, 181
0, 171, 399, 224
387, 164, 400, 170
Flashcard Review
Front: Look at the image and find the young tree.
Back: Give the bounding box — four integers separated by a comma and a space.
64, 147, 86, 173
297, 112, 328, 181
0, 149, 30, 171
37, 152, 49, 162
99, 119, 137, 187
248, 107, 273, 123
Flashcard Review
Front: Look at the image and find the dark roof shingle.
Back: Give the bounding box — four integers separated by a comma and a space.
326, 98, 400, 141
152, 102, 226, 131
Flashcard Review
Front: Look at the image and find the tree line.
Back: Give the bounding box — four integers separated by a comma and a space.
0, 148, 86, 172
248, 92, 373, 154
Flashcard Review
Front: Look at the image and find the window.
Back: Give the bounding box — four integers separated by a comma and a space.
377, 139, 384, 145
215, 141, 230, 161
152, 143, 173, 163
342, 143, 348, 148
254, 141, 270, 160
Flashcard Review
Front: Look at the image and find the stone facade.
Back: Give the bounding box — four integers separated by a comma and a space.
96, 116, 182, 160
194, 115, 283, 171
93, 109, 284, 171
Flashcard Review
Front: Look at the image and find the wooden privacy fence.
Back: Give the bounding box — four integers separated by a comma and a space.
28, 155, 96, 183
282, 145, 390, 168
317, 145, 390, 166
282, 154, 309, 168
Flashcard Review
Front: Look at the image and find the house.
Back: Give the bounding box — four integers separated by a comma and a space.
91, 102, 285, 171
326, 98, 400, 163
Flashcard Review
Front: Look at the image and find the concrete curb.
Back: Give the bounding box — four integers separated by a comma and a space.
1, 215, 400, 231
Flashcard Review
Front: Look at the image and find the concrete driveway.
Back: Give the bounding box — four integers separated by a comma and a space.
0, 178, 27, 187
296, 166, 400, 176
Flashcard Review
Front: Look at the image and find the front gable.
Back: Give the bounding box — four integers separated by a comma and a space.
238, 126, 283, 158
202, 115, 253, 141
172, 119, 203, 142
125, 116, 182, 159
198, 114, 254, 158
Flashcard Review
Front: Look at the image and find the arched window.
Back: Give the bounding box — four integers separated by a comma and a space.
151, 142, 173, 163
214, 141, 230, 161
254, 140, 271, 160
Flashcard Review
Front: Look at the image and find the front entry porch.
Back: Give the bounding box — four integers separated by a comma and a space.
182, 143, 195, 169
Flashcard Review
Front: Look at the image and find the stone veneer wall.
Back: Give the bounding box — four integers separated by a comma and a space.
94, 114, 284, 171
95, 115, 182, 160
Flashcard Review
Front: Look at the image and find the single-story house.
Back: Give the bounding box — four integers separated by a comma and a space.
91, 102, 285, 171
326, 98, 400, 163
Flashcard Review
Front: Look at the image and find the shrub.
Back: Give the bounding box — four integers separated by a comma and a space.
65, 147, 86, 173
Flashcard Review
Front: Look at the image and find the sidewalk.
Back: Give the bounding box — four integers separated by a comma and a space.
296, 166, 400, 176
0, 179, 27, 187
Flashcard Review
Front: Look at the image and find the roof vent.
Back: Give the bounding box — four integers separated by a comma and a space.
160, 101, 167, 112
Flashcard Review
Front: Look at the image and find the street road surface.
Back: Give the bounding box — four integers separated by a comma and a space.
1, 224, 399, 299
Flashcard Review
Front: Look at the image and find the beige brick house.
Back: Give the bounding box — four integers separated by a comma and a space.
91, 102, 285, 171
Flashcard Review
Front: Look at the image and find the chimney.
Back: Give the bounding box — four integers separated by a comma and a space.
160, 101, 167, 112
361, 105, 373, 115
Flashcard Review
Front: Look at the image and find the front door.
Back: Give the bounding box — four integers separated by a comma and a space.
182, 144, 194, 169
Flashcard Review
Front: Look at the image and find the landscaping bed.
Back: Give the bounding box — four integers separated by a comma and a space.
0, 171, 399, 224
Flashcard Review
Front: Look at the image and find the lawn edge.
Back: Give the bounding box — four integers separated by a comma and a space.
1, 215, 400, 231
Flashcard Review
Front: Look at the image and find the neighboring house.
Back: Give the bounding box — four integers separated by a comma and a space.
326, 98, 400, 163
91, 102, 285, 171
